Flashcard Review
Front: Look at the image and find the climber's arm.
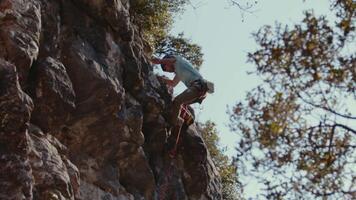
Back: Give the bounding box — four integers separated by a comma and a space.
157, 75, 180, 87
169, 75, 180, 87
151, 57, 176, 65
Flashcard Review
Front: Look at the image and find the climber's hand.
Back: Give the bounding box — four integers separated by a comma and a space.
157, 75, 165, 82
167, 85, 173, 95
151, 57, 161, 64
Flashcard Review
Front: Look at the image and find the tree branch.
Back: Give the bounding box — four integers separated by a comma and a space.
328, 125, 336, 153
295, 91, 356, 120
309, 144, 356, 149
320, 123, 356, 135
334, 123, 356, 135
230, 1, 253, 11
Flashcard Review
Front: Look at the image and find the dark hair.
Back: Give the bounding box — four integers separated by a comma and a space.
161, 54, 174, 69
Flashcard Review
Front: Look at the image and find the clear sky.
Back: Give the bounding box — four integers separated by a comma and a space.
170, 0, 331, 155
168, 0, 335, 198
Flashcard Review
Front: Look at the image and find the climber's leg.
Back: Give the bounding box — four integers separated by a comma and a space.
169, 86, 200, 126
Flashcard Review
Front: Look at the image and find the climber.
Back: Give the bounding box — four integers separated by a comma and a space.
151, 54, 214, 127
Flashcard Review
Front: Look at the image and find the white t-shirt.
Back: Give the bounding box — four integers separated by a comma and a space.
173, 55, 203, 87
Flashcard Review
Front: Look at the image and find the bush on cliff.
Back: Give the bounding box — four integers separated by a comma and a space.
130, 0, 203, 68
199, 121, 244, 200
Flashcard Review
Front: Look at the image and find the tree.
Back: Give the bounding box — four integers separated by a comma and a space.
230, 0, 355, 199
130, 0, 187, 44
199, 121, 244, 200
155, 33, 204, 69
130, 0, 204, 69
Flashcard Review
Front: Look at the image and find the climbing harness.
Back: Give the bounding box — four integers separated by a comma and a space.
179, 104, 194, 126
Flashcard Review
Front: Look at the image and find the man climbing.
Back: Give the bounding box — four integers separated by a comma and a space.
151, 54, 214, 127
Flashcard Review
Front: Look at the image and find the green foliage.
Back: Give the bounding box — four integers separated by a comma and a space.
199, 121, 243, 200
130, 0, 204, 69
230, 0, 355, 199
155, 33, 204, 69
130, 0, 186, 45
130, 0, 173, 44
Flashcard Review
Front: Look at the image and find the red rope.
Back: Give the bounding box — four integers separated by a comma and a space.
169, 123, 183, 158
158, 104, 193, 199
158, 162, 174, 200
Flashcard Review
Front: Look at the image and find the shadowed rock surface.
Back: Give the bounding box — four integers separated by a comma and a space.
0, 0, 222, 199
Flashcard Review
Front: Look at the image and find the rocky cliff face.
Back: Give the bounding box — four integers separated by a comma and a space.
0, 1, 222, 199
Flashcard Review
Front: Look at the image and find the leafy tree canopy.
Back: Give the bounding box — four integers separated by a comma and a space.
130, 0, 204, 68
230, 0, 355, 199
155, 33, 204, 69
199, 121, 244, 200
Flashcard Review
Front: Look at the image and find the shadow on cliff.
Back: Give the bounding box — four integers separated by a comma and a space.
0, 0, 222, 199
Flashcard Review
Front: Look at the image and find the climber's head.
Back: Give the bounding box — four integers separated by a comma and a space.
161, 54, 175, 72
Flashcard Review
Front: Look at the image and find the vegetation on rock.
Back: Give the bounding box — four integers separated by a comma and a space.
130, 0, 204, 68
199, 121, 244, 200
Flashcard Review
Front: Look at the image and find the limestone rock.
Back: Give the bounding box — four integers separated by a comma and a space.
28, 57, 75, 131
0, 59, 34, 200
0, 1, 222, 199
0, 0, 41, 86
28, 125, 79, 200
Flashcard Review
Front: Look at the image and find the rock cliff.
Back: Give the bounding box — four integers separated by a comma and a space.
0, 0, 222, 199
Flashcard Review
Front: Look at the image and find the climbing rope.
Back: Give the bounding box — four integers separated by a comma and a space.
158, 161, 175, 200
158, 104, 193, 200
168, 123, 183, 158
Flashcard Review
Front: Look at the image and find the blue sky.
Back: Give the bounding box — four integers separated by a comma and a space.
167, 0, 336, 198
170, 0, 331, 156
